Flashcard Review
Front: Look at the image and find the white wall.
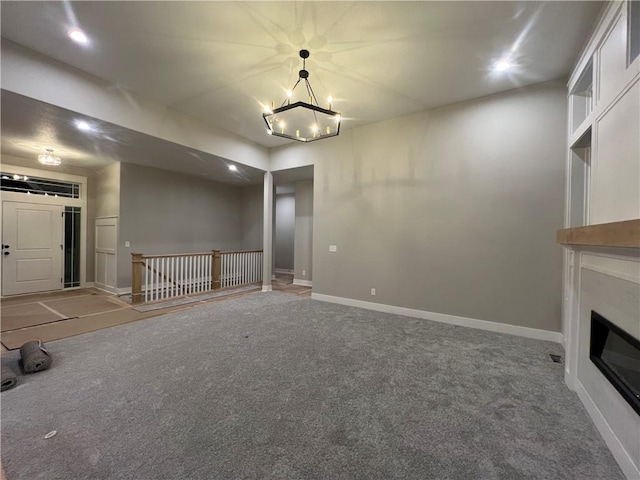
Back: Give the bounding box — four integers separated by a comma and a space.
271, 79, 567, 333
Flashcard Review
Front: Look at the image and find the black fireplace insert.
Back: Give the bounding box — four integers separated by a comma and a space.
590, 310, 640, 416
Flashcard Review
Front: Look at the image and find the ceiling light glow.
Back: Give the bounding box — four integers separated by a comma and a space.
494, 59, 512, 72
68, 27, 89, 45
75, 120, 92, 131
228, 165, 238, 172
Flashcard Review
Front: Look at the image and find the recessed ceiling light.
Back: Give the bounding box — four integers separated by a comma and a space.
494, 59, 512, 72
75, 120, 92, 131
68, 27, 89, 45
228, 165, 238, 172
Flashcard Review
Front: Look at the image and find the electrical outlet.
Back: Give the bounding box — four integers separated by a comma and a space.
371, 288, 376, 296
302, 270, 306, 276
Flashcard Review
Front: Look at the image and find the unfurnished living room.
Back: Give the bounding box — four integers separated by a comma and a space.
1, 1, 639, 479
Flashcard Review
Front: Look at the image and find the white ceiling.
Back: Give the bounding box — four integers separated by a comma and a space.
1, 1, 603, 151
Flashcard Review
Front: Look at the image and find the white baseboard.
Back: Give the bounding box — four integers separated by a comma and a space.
575, 380, 639, 480
83, 282, 95, 288
92, 284, 121, 295
262, 285, 273, 292
293, 279, 312, 287
275, 268, 294, 274
310, 293, 563, 343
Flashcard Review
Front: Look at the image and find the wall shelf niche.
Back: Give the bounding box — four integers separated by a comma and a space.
569, 59, 594, 134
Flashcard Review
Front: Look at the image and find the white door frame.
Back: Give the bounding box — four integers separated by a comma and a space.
0, 164, 88, 291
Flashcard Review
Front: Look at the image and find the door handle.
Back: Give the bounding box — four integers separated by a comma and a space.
1, 245, 9, 249
3, 251, 9, 256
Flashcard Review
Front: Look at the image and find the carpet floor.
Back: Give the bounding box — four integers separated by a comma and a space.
0, 292, 624, 479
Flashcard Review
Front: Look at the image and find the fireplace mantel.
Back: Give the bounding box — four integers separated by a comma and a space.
557, 219, 640, 248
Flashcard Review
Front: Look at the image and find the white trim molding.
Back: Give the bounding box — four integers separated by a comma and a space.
293, 279, 312, 287
262, 285, 273, 292
311, 293, 563, 343
575, 380, 640, 480
275, 268, 294, 274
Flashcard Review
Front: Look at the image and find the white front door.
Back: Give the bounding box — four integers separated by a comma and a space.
1, 201, 63, 295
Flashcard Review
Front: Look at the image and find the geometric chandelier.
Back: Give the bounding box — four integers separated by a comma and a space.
263, 49, 341, 142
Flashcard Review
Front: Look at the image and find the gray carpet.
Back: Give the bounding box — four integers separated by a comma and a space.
0, 292, 624, 480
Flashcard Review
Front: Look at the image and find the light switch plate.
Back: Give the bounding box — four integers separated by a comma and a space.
125, 241, 130, 247
329, 245, 337, 252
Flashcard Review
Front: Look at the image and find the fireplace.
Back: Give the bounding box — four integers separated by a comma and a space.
590, 310, 640, 415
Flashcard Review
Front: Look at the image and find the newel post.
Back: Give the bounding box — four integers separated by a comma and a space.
212, 250, 221, 290
131, 253, 144, 304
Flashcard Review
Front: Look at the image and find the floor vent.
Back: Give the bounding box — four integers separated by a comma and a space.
549, 354, 563, 364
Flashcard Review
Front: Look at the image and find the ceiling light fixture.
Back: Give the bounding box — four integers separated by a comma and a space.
68, 27, 89, 45
494, 58, 513, 72
75, 120, 92, 131
228, 165, 238, 172
38, 149, 62, 166
263, 50, 341, 143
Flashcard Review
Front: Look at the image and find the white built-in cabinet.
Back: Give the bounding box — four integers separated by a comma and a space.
562, 2, 640, 479
566, 0, 640, 228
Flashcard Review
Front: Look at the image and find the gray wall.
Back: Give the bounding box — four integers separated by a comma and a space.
270, 79, 566, 332
117, 163, 246, 287
95, 162, 120, 218
275, 193, 295, 270
294, 180, 313, 282
240, 185, 263, 250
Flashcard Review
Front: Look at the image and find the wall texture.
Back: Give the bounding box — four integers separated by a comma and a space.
275, 193, 295, 270
294, 180, 313, 282
271, 79, 567, 332
117, 163, 245, 287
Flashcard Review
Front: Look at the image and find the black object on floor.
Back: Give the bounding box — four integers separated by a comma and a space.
19, 340, 52, 373
1, 363, 18, 391
550, 353, 563, 363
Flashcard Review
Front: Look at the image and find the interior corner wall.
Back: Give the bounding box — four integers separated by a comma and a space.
240, 184, 264, 250
275, 193, 295, 270
294, 180, 313, 282
116, 163, 244, 288
271, 79, 567, 333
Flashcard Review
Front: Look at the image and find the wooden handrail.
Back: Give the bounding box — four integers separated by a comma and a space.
140, 249, 263, 259
140, 252, 213, 259
220, 249, 264, 254
557, 219, 640, 248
